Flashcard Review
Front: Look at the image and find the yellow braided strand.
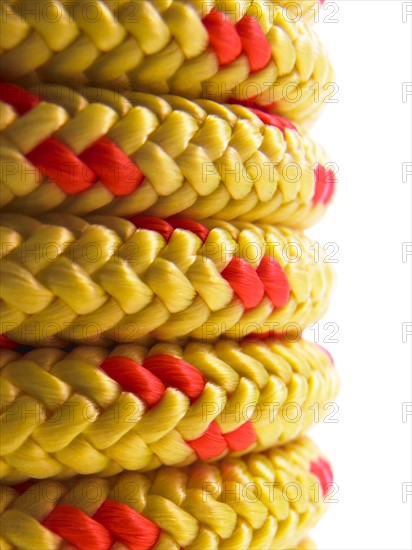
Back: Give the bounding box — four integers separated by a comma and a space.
1, 86, 332, 225
0, 436, 330, 550
0, 1, 334, 125
0, 338, 339, 482
0, 214, 335, 345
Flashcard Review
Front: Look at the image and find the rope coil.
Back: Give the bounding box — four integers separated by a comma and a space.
1, 3, 336, 548
0, 436, 332, 550
0, 214, 335, 345
0, 83, 335, 225
0, 1, 334, 125
0, 338, 339, 482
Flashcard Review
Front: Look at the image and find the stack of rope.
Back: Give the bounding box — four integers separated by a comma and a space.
0, 1, 338, 549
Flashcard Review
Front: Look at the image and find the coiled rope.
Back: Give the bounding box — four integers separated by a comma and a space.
0, 0, 334, 124
0, 338, 338, 482
0, 83, 335, 224
0, 436, 332, 550
0, 214, 335, 345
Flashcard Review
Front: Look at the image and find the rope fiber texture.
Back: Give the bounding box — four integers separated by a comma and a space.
0, 0, 334, 125
0, 214, 335, 346
0, 338, 339, 482
0, 2, 336, 548
0, 83, 335, 225
0, 436, 332, 550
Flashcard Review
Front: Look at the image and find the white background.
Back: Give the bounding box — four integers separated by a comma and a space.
303, 1, 412, 548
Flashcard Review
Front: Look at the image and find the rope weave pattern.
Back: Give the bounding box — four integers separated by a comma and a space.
0, 338, 339, 482
1, 2, 336, 547
0, 436, 332, 550
0, 214, 335, 345
0, 83, 335, 226
0, 1, 334, 125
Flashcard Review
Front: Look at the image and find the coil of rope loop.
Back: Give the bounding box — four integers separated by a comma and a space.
0, 214, 335, 345
0, 436, 332, 550
0, 83, 336, 225
0, 338, 339, 482
0, 0, 334, 125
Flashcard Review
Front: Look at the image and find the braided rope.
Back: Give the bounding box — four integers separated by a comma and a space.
0, 338, 339, 482
0, 83, 335, 226
0, 214, 335, 345
0, 436, 332, 550
0, 1, 334, 125
0, 2, 337, 548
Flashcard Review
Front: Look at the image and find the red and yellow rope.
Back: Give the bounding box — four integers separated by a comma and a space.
1, 83, 335, 225
0, 1, 334, 125
0, 1, 337, 547
0, 214, 334, 345
0, 436, 332, 550
0, 338, 339, 482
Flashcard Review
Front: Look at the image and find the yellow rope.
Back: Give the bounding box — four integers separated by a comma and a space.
0, 214, 335, 345
0, 0, 334, 125
1, 85, 333, 227
0, 436, 330, 550
0, 338, 339, 482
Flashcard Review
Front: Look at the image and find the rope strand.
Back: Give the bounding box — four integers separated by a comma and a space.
0, 1, 334, 125
0, 436, 332, 550
0, 338, 339, 482
0, 214, 335, 345
0, 83, 335, 225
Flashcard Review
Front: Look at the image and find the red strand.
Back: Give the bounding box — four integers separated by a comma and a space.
166, 217, 210, 242
221, 257, 265, 309
142, 354, 205, 403
100, 356, 166, 407
310, 457, 334, 496
243, 330, 283, 340
26, 137, 96, 194
129, 216, 210, 243
42, 504, 113, 550
235, 16, 272, 72
249, 108, 298, 133
223, 421, 257, 451
313, 164, 336, 205
0, 83, 40, 114
0, 334, 19, 349
187, 420, 227, 460
202, 10, 242, 65
93, 500, 160, 550
256, 256, 291, 308
78, 137, 144, 196
319, 457, 334, 490
129, 216, 174, 241
10, 481, 33, 494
